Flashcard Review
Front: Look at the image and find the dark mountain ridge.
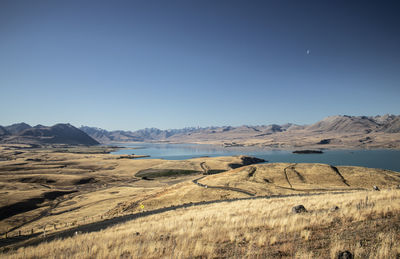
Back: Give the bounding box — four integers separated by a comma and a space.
4, 122, 31, 135
0, 126, 10, 137
0, 123, 99, 146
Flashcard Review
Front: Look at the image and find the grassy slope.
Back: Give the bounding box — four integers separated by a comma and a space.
199, 163, 400, 195
3, 189, 400, 258
108, 163, 400, 216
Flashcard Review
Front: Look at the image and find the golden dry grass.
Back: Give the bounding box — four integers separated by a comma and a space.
199, 163, 400, 195
108, 162, 400, 217
2, 145, 400, 258
0, 145, 253, 235
3, 189, 400, 258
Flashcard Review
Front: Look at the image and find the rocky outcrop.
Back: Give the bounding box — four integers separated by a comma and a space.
239, 156, 266, 165
292, 205, 307, 213
317, 139, 331, 144
337, 251, 354, 259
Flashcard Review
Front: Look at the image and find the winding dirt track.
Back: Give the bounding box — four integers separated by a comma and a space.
195, 162, 256, 196
199, 162, 210, 174
192, 176, 256, 196
283, 164, 295, 188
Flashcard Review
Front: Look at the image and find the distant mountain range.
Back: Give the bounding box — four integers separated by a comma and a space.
0, 123, 99, 146
1, 114, 399, 147
80, 114, 400, 144
79, 125, 228, 143
79, 125, 288, 143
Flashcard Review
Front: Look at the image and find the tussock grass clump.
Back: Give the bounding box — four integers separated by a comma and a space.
3, 189, 400, 258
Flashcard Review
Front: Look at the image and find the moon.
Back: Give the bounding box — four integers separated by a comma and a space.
306, 49, 310, 55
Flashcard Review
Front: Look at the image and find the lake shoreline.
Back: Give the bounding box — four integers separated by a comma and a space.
110, 142, 400, 172
106, 141, 400, 151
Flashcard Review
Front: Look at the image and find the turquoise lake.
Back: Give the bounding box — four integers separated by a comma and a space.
111, 143, 400, 172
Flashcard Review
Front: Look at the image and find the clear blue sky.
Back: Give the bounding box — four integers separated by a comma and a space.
1, 1, 399, 130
